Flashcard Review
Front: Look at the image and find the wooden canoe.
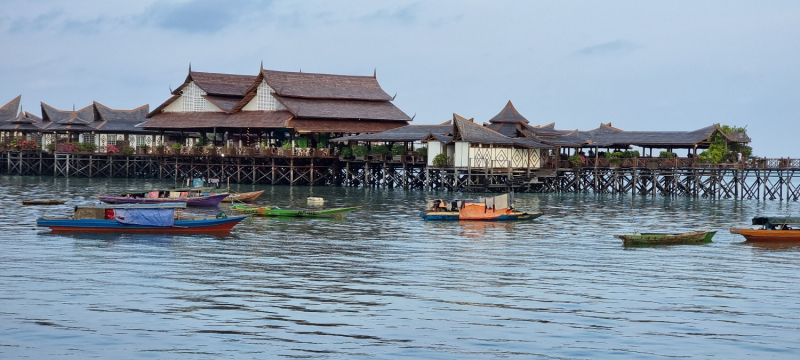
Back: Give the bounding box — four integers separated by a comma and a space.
615, 231, 716, 245
230, 205, 359, 218
220, 190, 265, 203
23, 200, 66, 205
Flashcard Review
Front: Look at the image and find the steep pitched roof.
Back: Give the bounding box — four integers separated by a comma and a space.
0, 111, 42, 131
41, 103, 93, 124
452, 113, 516, 146
262, 69, 392, 100
488, 100, 529, 124
92, 102, 151, 132
0, 95, 21, 121
273, 95, 411, 121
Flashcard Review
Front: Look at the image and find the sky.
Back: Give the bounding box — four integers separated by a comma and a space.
1, 0, 798, 157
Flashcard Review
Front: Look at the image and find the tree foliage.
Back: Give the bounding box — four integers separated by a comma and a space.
698, 125, 752, 163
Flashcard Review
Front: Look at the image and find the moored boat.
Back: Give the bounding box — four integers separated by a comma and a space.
22, 200, 66, 205
219, 190, 265, 203
229, 204, 359, 218
615, 231, 716, 245
98, 188, 228, 207
730, 217, 800, 242
420, 193, 542, 221
37, 203, 248, 234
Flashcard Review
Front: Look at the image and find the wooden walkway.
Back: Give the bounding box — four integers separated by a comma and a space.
2, 151, 800, 201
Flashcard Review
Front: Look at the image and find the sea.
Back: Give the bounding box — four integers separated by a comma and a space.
1, 175, 799, 359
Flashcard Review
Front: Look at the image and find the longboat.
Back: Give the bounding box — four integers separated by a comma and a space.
37, 203, 247, 234
98, 188, 228, 207
420, 193, 542, 221
23, 200, 66, 205
615, 231, 716, 245
229, 204, 359, 218
730, 217, 800, 242
218, 190, 265, 203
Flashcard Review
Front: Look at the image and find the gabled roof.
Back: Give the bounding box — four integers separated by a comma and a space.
330, 124, 451, 143
452, 113, 516, 146
262, 69, 392, 101
273, 95, 411, 121
92, 102, 151, 132
0, 95, 21, 121
41, 103, 93, 123
181, 71, 255, 97
488, 100, 529, 124
0, 111, 41, 131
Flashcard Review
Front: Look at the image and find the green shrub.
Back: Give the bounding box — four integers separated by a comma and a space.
372, 144, 390, 155
353, 145, 369, 156
391, 145, 405, 155
417, 147, 427, 157
608, 157, 622, 165
659, 151, 677, 159
171, 143, 183, 151
339, 147, 353, 158
432, 153, 448, 167
621, 150, 639, 158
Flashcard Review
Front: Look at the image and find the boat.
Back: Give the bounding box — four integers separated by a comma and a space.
730, 217, 800, 242
22, 200, 66, 205
229, 204, 359, 218
98, 188, 229, 207
615, 231, 716, 245
420, 193, 542, 221
219, 190, 265, 203
37, 203, 248, 234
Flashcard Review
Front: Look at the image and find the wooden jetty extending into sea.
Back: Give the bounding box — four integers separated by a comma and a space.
2, 151, 800, 201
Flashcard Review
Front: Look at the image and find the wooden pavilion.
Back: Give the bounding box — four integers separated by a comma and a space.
142, 65, 411, 156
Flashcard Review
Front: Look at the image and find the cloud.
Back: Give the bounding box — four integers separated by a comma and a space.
358, 4, 419, 25
8, 9, 64, 33
142, 0, 275, 34
574, 39, 642, 56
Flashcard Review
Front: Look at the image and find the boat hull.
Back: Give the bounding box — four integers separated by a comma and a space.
98, 193, 229, 207
23, 200, 66, 205
730, 228, 800, 242
230, 205, 359, 218
420, 210, 543, 221
220, 190, 265, 203
615, 231, 715, 245
37, 215, 248, 234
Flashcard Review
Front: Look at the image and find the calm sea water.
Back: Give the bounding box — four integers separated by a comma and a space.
1, 175, 800, 359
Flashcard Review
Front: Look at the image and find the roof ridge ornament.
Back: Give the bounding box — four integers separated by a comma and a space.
373, 68, 376, 78
392, 92, 397, 101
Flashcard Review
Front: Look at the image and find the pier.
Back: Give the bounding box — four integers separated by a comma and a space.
2, 150, 799, 201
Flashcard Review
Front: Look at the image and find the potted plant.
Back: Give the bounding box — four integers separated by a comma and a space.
243, 146, 254, 156
171, 143, 183, 155
79, 142, 97, 153
46, 143, 56, 152
106, 144, 120, 154
606, 153, 622, 168
371, 144, 390, 161
9, 138, 19, 150
205, 143, 216, 156
417, 147, 427, 163
568, 154, 582, 168
391, 145, 405, 161
155, 144, 166, 155
190, 143, 202, 155
123, 146, 135, 156
339, 147, 353, 160
432, 153, 448, 167
353, 145, 369, 161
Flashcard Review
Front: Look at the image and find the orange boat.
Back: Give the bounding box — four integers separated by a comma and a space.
730, 217, 800, 242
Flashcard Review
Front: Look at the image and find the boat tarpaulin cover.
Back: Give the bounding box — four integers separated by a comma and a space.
114, 208, 175, 227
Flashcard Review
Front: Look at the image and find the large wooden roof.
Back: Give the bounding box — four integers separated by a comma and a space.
452, 113, 516, 146
143, 110, 293, 129
262, 69, 392, 101
0, 96, 21, 121
146, 66, 411, 131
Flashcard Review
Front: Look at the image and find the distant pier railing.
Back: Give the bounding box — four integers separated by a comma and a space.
2, 151, 800, 201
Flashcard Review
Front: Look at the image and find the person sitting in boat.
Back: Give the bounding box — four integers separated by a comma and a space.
433, 199, 442, 211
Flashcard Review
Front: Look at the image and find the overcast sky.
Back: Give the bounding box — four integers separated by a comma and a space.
1, 0, 798, 156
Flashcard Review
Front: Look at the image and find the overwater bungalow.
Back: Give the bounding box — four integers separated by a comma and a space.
39, 102, 157, 153
141, 65, 411, 156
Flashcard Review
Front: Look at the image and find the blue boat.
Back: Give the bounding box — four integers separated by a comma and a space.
37, 203, 247, 234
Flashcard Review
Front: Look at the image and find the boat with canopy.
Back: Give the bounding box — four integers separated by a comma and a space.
420, 193, 542, 221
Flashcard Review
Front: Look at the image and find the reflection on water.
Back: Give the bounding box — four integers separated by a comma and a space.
1, 176, 800, 359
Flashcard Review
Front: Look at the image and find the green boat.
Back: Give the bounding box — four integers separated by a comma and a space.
229, 205, 359, 218
615, 230, 716, 246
